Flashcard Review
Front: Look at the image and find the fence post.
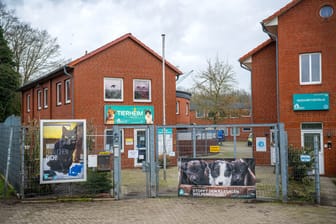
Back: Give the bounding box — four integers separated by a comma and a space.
113, 125, 121, 200
192, 127, 196, 158
279, 123, 288, 202
4, 127, 13, 198
314, 135, 321, 204
20, 127, 26, 199
274, 125, 280, 200
149, 125, 157, 197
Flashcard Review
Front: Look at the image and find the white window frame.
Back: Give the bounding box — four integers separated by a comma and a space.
133, 79, 151, 102
104, 129, 124, 153
56, 82, 62, 106
65, 79, 71, 104
186, 102, 189, 115
27, 94, 31, 112
104, 77, 123, 102
43, 88, 48, 108
299, 53, 322, 85
37, 90, 42, 110
196, 110, 205, 118
242, 127, 252, 132
176, 101, 180, 114
230, 127, 240, 136
224, 127, 229, 136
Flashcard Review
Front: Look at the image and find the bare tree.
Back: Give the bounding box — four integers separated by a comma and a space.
191, 57, 237, 124
0, 2, 65, 85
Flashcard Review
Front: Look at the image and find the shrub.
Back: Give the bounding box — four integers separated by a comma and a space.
81, 169, 112, 194
288, 146, 314, 182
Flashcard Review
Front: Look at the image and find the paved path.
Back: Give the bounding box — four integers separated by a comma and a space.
1, 197, 336, 224
321, 176, 336, 206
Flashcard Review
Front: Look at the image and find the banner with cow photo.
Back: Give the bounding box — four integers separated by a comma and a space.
178, 158, 256, 198
40, 120, 87, 184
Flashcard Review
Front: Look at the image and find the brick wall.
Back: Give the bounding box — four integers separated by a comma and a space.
277, 0, 336, 175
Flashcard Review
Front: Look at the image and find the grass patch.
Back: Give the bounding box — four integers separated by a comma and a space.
0, 176, 16, 199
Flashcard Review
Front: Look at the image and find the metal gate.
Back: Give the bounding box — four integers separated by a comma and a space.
112, 123, 288, 201
113, 125, 157, 199
154, 123, 288, 201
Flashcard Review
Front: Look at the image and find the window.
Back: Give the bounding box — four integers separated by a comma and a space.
230, 127, 240, 136
37, 90, 42, 110
242, 127, 252, 132
196, 110, 205, 118
56, 82, 62, 105
104, 78, 123, 101
133, 79, 151, 102
176, 101, 180, 114
186, 102, 189, 115
300, 53, 321, 85
44, 88, 48, 108
320, 5, 334, 18
27, 94, 31, 112
65, 79, 71, 104
105, 129, 124, 153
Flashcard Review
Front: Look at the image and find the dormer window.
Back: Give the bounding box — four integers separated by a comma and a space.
320, 5, 333, 18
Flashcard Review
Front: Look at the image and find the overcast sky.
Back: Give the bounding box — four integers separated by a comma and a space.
3, 0, 291, 91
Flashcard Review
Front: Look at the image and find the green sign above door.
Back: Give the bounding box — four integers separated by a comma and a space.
293, 93, 329, 111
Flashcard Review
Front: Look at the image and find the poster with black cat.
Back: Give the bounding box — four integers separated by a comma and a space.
40, 120, 87, 184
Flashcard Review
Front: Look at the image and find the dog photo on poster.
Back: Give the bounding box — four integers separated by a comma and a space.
178, 158, 256, 198
40, 120, 87, 184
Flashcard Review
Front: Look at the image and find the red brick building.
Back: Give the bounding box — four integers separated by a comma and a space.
240, 0, 336, 176
19, 33, 182, 168
176, 90, 192, 125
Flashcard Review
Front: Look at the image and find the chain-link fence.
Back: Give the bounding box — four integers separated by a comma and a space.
286, 128, 323, 204
22, 123, 114, 199
157, 124, 282, 201
2, 118, 333, 204
0, 116, 22, 198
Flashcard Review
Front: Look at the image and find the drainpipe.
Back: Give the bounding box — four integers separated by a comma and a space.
262, 23, 288, 202
64, 65, 74, 119
239, 62, 253, 123
261, 23, 279, 124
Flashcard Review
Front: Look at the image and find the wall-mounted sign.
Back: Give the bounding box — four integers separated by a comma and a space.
104, 105, 154, 124
293, 93, 329, 111
256, 137, 267, 152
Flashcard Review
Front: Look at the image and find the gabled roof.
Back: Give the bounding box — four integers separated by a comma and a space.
239, 39, 274, 70
262, 0, 303, 35
240, 0, 303, 70
18, 33, 183, 91
69, 33, 182, 75
263, 0, 302, 24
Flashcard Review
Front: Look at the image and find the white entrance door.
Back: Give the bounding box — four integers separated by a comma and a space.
301, 130, 324, 175
134, 129, 147, 167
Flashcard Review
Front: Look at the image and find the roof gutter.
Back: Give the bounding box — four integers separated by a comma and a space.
261, 22, 280, 124
240, 61, 251, 72
64, 65, 74, 119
